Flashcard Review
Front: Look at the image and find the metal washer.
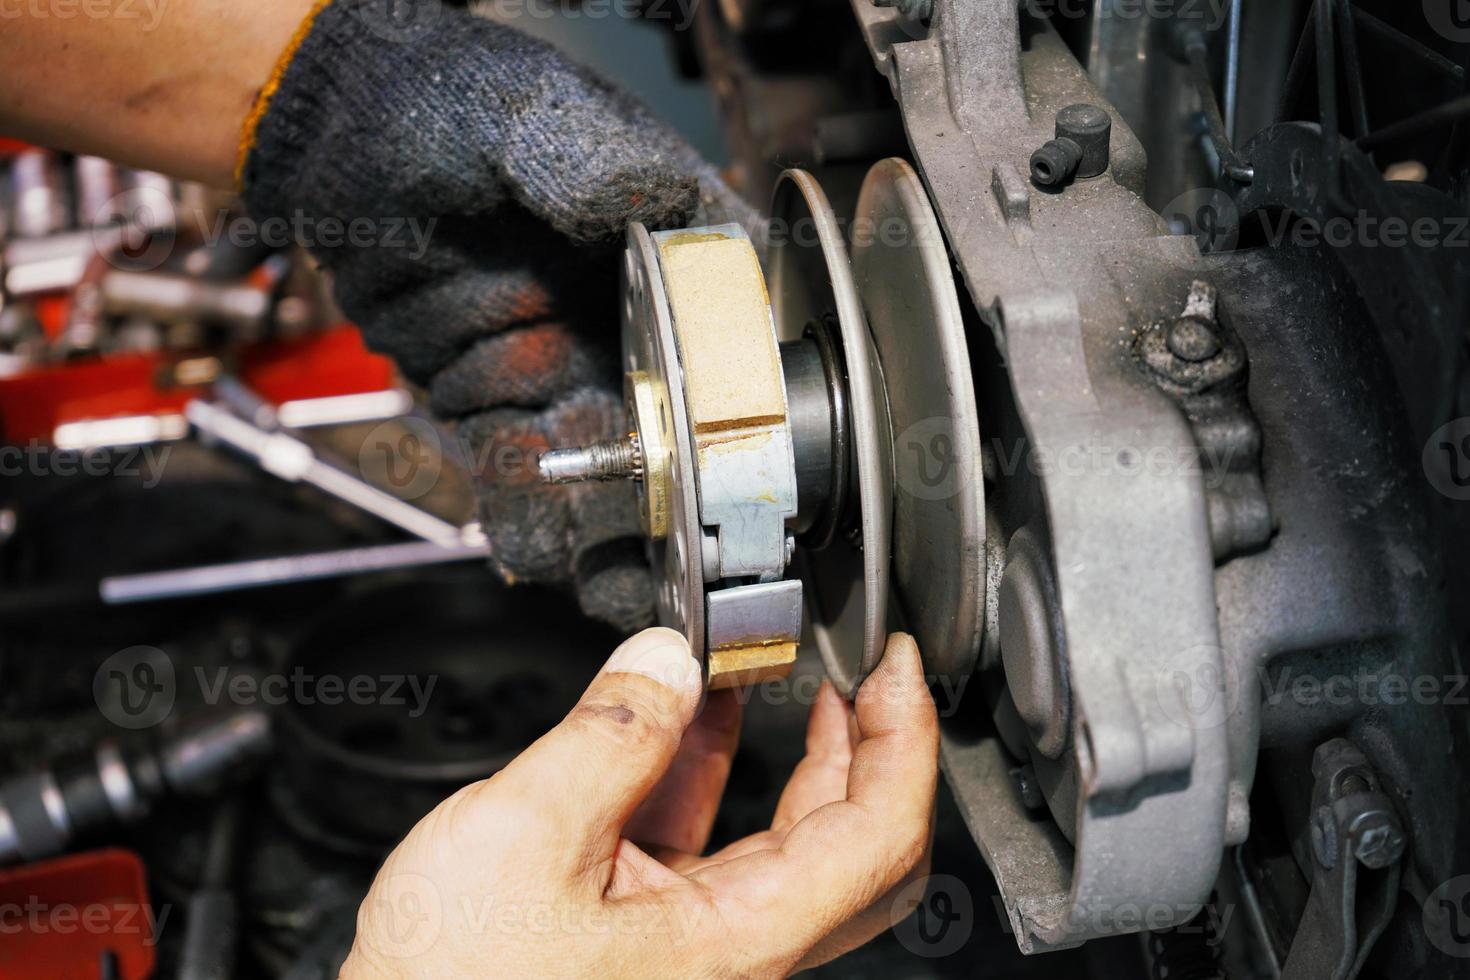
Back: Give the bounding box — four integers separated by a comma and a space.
623, 223, 706, 669
769, 169, 892, 696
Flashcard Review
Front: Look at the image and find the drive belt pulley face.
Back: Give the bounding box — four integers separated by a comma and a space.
767, 170, 894, 696
849, 159, 985, 682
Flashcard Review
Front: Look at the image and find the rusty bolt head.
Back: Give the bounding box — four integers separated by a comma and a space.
1167, 317, 1222, 362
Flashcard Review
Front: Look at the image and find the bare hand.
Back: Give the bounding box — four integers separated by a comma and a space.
343, 629, 940, 978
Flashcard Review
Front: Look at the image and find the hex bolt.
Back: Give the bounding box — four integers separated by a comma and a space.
1349, 809, 1407, 870
1029, 104, 1111, 187
539, 435, 642, 484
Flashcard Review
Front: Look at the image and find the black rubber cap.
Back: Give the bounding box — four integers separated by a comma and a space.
1054, 103, 1111, 178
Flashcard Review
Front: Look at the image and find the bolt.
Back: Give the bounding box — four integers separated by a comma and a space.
1167, 318, 1221, 362
874, 0, 932, 22
1165, 279, 1223, 362
1349, 808, 1407, 870
538, 435, 642, 484
1030, 103, 1111, 187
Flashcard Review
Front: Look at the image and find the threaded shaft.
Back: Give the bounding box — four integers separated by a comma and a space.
538, 435, 642, 484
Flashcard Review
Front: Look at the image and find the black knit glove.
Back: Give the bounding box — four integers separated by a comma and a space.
240, 0, 755, 632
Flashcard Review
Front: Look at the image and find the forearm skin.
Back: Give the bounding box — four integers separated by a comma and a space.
0, 0, 315, 187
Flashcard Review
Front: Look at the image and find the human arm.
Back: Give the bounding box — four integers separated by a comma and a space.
2, 0, 756, 629
344, 630, 940, 977
0, 0, 314, 186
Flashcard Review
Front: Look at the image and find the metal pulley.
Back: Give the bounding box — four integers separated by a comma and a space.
540, 163, 984, 696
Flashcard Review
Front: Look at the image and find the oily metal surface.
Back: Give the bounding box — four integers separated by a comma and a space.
768, 169, 892, 695
849, 158, 984, 683
623, 223, 705, 667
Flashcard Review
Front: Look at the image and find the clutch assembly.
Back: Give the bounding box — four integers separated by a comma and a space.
540, 163, 984, 696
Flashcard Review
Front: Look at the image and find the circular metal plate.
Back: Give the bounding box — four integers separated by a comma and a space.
850, 158, 984, 680
623, 224, 705, 669
769, 169, 892, 696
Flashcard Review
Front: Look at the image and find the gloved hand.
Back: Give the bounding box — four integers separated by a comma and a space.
238, 0, 757, 632
343, 630, 939, 977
